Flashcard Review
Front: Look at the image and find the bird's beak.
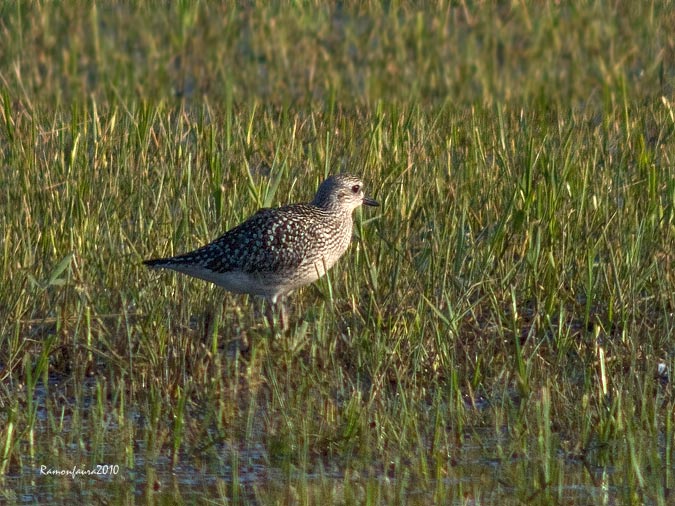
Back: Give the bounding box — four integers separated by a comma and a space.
363, 196, 379, 207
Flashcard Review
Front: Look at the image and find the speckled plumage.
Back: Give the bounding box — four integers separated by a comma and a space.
144, 174, 378, 307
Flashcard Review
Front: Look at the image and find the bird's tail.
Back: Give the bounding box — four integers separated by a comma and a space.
143, 258, 171, 268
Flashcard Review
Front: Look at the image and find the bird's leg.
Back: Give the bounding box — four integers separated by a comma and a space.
264, 299, 276, 334
277, 297, 289, 333
263, 297, 289, 335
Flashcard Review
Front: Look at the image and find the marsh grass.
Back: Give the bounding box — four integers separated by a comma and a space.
1, 1, 675, 504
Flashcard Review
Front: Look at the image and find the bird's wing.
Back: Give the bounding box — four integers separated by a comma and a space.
202, 207, 313, 274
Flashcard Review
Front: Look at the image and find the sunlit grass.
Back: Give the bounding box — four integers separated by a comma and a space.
1, 1, 674, 504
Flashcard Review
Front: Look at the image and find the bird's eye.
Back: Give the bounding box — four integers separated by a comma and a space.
351, 184, 361, 194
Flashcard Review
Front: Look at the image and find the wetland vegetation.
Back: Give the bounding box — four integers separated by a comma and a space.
1, 1, 674, 504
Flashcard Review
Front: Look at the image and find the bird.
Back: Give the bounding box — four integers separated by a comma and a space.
143, 173, 379, 331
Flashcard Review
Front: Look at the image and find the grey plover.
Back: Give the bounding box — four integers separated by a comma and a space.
144, 174, 379, 330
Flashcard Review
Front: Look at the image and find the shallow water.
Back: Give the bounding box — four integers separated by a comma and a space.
2, 425, 627, 505
0, 372, 654, 505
